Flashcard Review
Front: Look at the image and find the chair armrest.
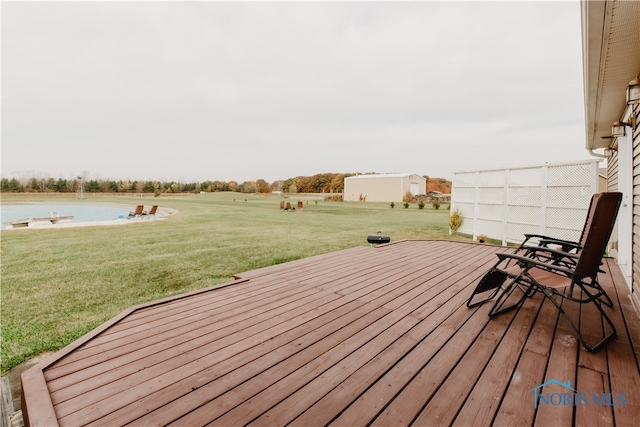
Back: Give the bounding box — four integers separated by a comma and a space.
522, 234, 553, 244
496, 252, 575, 276
539, 238, 580, 251
522, 234, 579, 248
521, 245, 579, 259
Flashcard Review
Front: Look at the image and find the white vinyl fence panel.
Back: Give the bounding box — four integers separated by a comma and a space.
451, 160, 601, 245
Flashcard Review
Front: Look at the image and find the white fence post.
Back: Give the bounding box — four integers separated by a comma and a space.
540, 165, 549, 236
502, 169, 509, 246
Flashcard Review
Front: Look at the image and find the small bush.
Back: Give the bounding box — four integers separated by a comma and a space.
403, 191, 413, 203
448, 209, 464, 234
403, 202, 410, 209
432, 199, 441, 210
390, 202, 395, 208
418, 200, 425, 209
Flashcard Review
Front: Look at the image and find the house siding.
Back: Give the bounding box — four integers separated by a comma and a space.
633, 103, 640, 309
608, 151, 620, 259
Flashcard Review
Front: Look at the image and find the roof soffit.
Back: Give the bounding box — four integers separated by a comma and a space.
582, 0, 640, 150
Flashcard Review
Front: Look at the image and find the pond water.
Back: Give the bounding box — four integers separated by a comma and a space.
1, 204, 131, 228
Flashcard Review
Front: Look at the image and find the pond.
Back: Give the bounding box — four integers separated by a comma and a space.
1, 204, 131, 229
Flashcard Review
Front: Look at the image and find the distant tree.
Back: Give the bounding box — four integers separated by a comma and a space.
10, 178, 23, 192
2, 178, 22, 192
142, 181, 155, 193
183, 182, 197, 192
53, 178, 68, 192
256, 179, 271, 193
119, 180, 132, 193
86, 180, 100, 193
329, 174, 346, 193
426, 177, 452, 193
27, 178, 40, 192
241, 181, 257, 193
103, 180, 118, 193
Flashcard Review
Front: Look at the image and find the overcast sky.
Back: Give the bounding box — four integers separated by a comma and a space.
1, 0, 592, 183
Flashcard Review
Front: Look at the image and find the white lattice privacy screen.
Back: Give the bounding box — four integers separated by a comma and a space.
451, 160, 602, 245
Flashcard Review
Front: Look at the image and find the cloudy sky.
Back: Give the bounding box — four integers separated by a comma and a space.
1, 0, 591, 183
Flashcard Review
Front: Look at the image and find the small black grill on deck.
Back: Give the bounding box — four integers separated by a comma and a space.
367, 232, 390, 245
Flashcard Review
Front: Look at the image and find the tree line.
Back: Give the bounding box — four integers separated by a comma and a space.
0, 173, 451, 195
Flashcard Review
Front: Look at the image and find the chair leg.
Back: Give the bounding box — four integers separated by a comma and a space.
541, 287, 616, 353
488, 279, 532, 318
467, 269, 509, 308
569, 279, 614, 308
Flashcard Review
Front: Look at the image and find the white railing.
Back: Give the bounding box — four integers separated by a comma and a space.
451, 159, 601, 245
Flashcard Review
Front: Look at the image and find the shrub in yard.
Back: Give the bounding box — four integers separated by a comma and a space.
390, 202, 395, 208
418, 200, 425, 209
432, 199, 441, 210
403, 202, 410, 209
448, 209, 463, 235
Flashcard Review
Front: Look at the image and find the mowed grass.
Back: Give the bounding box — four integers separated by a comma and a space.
0, 192, 465, 372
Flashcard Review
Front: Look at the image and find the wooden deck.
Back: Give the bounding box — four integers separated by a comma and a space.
20, 240, 640, 426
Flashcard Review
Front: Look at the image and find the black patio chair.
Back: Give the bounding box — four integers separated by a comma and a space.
467, 192, 611, 308
466, 192, 622, 353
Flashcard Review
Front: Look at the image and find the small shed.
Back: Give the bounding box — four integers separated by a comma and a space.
344, 173, 426, 202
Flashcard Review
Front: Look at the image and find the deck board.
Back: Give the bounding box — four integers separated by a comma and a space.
19, 240, 640, 426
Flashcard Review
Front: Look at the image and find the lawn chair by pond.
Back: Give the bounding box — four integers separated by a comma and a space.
467, 192, 622, 353
141, 205, 158, 219
127, 205, 144, 219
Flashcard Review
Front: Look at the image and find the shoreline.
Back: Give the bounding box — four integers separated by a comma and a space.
1, 206, 177, 230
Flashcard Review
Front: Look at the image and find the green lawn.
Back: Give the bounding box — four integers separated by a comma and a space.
0, 192, 465, 372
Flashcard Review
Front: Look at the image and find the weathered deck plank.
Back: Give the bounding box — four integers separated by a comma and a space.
19, 240, 640, 427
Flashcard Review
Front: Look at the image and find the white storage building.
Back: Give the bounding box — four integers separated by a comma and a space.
343, 173, 426, 203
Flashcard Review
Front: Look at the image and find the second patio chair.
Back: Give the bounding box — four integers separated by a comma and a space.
141, 205, 158, 219
467, 192, 622, 353
512, 192, 602, 269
